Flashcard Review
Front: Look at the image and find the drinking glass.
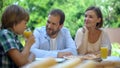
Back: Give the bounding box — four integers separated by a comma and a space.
100, 46, 108, 59
23, 28, 32, 39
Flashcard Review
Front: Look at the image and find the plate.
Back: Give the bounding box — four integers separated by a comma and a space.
55, 58, 66, 63
35, 58, 66, 63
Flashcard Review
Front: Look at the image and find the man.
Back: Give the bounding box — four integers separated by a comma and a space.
31, 9, 77, 58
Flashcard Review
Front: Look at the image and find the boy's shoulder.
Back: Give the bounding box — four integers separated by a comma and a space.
0, 29, 8, 34
0, 29, 14, 36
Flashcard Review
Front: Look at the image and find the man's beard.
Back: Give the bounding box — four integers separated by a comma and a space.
46, 28, 60, 37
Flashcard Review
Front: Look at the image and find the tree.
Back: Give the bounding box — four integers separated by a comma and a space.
0, 0, 120, 38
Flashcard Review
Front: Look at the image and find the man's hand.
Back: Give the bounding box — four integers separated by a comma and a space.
28, 53, 35, 63
57, 52, 73, 58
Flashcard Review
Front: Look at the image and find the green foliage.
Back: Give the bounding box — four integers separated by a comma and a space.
0, 0, 120, 38
1, 1, 120, 57
111, 43, 120, 57
0, 0, 3, 23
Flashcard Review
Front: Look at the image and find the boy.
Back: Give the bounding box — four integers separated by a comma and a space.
0, 5, 35, 68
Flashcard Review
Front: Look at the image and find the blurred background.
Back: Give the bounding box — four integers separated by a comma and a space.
0, 0, 120, 56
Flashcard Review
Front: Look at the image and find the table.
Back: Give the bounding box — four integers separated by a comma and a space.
95, 56, 120, 68
22, 56, 120, 68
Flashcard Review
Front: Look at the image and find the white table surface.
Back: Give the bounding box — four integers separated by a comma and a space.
35, 58, 66, 63
103, 56, 120, 61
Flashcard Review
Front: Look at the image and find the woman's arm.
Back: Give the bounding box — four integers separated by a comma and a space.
75, 27, 88, 55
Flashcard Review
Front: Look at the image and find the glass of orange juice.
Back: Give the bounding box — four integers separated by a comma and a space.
23, 28, 32, 39
100, 46, 108, 59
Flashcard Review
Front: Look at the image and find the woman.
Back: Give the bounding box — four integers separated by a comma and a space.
75, 6, 111, 56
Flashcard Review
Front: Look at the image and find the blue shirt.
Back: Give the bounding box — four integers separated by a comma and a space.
31, 26, 77, 58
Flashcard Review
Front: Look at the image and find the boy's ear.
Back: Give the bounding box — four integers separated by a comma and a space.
13, 24, 16, 30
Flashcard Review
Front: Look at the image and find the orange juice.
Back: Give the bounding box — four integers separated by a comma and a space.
23, 31, 32, 39
100, 47, 108, 59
